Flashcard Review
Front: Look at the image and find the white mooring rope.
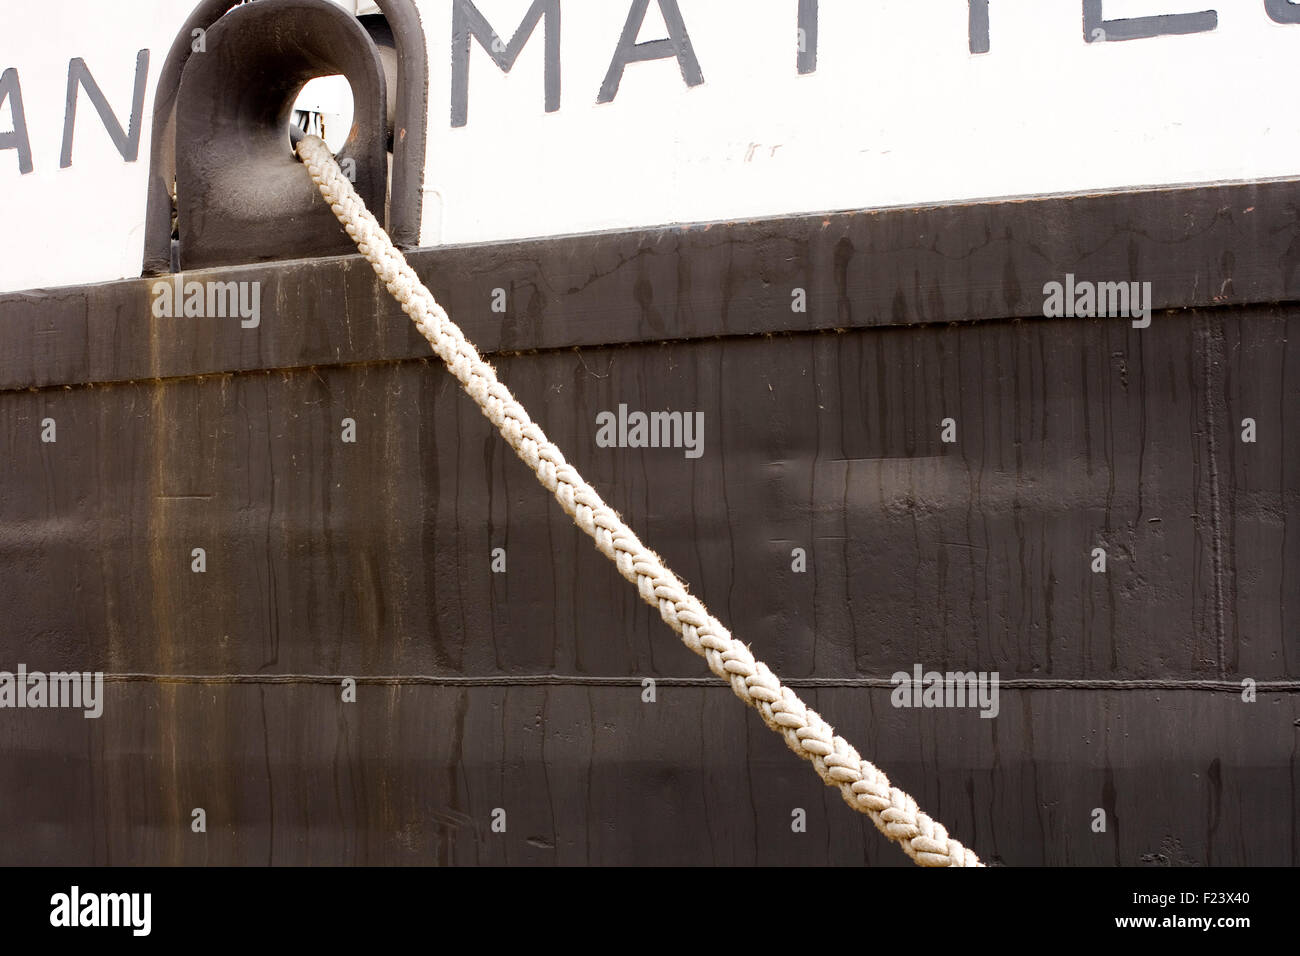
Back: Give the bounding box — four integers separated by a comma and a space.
295, 135, 982, 867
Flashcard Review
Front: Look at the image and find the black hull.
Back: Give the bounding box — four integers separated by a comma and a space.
1, 179, 1297, 865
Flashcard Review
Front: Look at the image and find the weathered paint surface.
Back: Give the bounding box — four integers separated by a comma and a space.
0, 179, 1296, 864
2, 686, 1295, 865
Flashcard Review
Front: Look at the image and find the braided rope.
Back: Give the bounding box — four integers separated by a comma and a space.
295, 135, 982, 867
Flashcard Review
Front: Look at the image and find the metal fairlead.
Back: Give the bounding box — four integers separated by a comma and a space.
143, 0, 428, 273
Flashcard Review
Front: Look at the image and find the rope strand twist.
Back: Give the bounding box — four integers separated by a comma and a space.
295, 134, 982, 867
